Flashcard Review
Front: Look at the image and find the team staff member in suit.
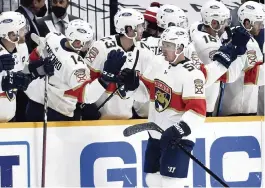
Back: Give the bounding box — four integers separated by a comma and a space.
37, 0, 79, 37
15, 0, 46, 122
16, 0, 47, 53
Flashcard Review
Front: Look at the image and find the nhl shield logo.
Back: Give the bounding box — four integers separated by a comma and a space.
154, 79, 172, 112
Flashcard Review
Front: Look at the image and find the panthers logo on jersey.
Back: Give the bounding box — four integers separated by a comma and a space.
154, 79, 172, 112
246, 50, 257, 65
5, 89, 17, 101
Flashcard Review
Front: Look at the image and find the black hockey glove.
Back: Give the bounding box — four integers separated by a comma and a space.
213, 44, 237, 69
118, 68, 139, 91
29, 57, 54, 79
0, 54, 15, 72
2, 71, 32, 91
231, 26, 251, 47
160, 121, 191, 150
101, 49, 127, 83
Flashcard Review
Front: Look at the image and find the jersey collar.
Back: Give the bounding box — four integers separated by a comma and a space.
0, 39, 17, 54
115, 35, 135, 52
170, 57, 190, 67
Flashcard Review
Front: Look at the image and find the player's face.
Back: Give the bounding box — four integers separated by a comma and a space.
8, 31, 19, 43
135, 23, 145, 41
250, 21, 264, 36
33, 0, 46, 12
72, 40, 83, 50
162, 41, 177, 62
211, 20, 222, 31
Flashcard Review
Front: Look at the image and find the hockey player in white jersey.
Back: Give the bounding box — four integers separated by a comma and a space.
142, 4, 188, 55
25, 19, 124, 121
120, 26, 206, 187
0, 11, 54, 122
134, 4, 191, 118
191, 0, 252, 116
219, 1, 265, 116
84, 8, 154, 119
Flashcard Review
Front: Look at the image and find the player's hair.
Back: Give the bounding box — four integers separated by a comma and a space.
20, 0, 42, 7
118, 26, 133, 37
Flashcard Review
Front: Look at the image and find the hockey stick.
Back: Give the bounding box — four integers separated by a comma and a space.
31, 33, 49, 187
123, 122, 230, 188
97, 49, 140, 110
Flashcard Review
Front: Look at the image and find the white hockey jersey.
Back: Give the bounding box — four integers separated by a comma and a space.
26, 32, 105, 117
192, 27, 223, 113
220, 37, 264, 115
0, 42, 29, 122
84, 35, 154, 119
137, 58, 206, 140
141, 36, 162, 55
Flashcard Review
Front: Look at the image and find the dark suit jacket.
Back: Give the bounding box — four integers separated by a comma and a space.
15, 6, 40, 53
37, 14, 80, 37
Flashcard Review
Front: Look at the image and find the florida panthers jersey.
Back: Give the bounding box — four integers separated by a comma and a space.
220, 37, 264, 115
84, 34, 154, 119
141, 36, 162, 55
0, 42, 28, 122
26, 32, 105, 117
192, 26, 223, 113
138, 58, 206, 140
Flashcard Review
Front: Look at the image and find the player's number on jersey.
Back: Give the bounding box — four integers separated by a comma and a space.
183, 63, 195, 72
203, 35, 217, 43
100, 37, 117, 48
70, 55, 84, 64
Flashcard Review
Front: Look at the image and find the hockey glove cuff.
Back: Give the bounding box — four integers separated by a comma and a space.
0, 54, 15, 72
2, 71, 32, 91
118, 68, 140, 91
29, 57, 54, 79
102, 49, 127, 82
160, 121, 191, 149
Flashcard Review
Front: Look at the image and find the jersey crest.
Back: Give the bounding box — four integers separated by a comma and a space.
246, 50, 257, 65
154, 79, 172, 112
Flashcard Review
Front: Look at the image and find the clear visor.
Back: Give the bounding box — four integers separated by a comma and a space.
19, 25, 29, 37
82, 39, 94, 51
224, 18, 231, 27
136, 23, 145, 33
161, 41, 176, 51
253, 21, 264, 29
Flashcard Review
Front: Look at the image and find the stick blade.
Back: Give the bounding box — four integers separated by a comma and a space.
123, 122, 163, 137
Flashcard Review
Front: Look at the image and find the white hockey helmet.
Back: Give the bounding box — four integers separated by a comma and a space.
114, 8, 144, 34
161, 26, 189, 50
0, 11, 28, 43
200, 0, 230, 31
65, 19, 94, 51
156, 4, 188, 29
238, 1, 265, 30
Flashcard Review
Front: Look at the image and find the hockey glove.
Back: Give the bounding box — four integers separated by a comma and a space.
213, 44, 237, 69
160, 121, 191, 150
231, 26, 251, 47
29, 57, 54, 79
0, 54, 15, 72
118, 68, 140, 91
2, 71, 32, 91
101, 49, 127, 83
